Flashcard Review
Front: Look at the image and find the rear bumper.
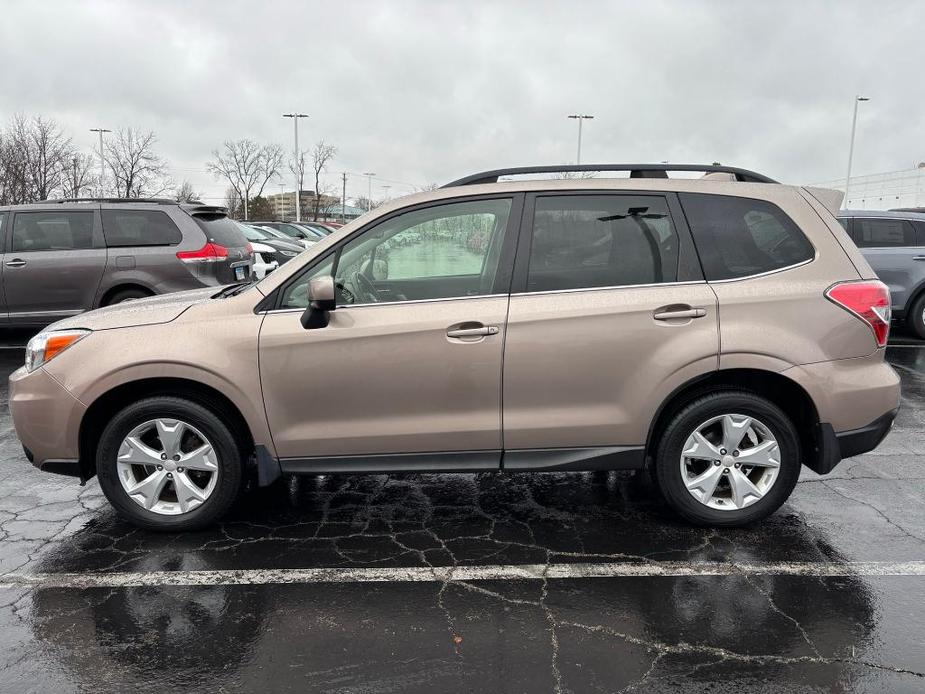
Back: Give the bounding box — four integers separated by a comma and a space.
812, 408, 898, 475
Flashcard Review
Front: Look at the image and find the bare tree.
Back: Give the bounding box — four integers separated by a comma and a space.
310, 140, 337, 220
105, 128, 171, 198
290, 147, 308, 195
173, 179, 200, 203
207, 140, 283, 220
23, 115, 73, 200
223, 185, 242, 218
61, 153, 97, 199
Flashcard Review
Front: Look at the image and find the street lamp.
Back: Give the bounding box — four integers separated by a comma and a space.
89, 128, 111, 197
363, 172, 376, 210
283, 113, 308, 221
844, 96, 870, 208
381, 185, 391, 201
567, 114, 594, 164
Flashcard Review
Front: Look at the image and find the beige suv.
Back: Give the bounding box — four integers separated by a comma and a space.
10, 165, 901, 531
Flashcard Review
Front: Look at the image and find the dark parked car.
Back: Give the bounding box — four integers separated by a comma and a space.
249, 221, 322, 246
236, 223, 305, 265
837, 209, 925, 337
0, 198, 252, 326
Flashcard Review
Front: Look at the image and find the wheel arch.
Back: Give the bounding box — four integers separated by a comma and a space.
644, 368, 820, 469
97, 282, 156, 307
78, 377, 256, 481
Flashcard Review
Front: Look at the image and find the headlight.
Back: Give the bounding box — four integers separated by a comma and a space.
25, 330, 91, 373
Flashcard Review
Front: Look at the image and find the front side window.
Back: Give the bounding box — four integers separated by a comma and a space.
854, 218, 917, 248
102, 210, 182, 247
679, 193, 814, 280
332, 198, 511, 304
11, 211, 95, 252
526, 195, 679, 292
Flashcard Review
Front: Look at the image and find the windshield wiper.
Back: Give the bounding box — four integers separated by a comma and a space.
216, 281, 254, 298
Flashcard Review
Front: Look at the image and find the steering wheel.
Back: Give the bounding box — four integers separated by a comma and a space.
351, 271, 380, 304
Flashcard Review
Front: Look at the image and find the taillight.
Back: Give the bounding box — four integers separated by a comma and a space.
825, 280, 891, 347
176, 242, 229, 263
245, 242, 254, 255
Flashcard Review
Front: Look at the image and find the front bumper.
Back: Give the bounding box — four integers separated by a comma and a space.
813, 408, 898, 475
9, 365, 86, 478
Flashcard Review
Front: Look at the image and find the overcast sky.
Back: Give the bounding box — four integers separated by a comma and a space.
1, 0, 923, 203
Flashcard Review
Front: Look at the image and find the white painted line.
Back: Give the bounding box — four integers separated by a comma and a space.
2, 560, 925, 589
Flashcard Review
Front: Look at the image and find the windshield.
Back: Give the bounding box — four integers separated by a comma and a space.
237, 222, 270, 242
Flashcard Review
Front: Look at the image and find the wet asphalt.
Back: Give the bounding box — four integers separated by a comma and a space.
0, 329, 923, 693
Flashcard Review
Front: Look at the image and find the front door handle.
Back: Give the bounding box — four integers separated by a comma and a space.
5, 259, 26, 268
653, 307, 707, 321
913, 256, 925, 261
446, 325, 500, 338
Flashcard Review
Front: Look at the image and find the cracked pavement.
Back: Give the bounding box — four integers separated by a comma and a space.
0, 337, 923, 692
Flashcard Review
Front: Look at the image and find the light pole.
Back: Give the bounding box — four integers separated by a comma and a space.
89, 128, 111, 197
341, 172, 347, 223
278, 182, 286, 221
381, 185, 391, 202
283, 113, 308, 221
363, 172, 376, 211
844, 96, 870, 208
567, 114, 594, 164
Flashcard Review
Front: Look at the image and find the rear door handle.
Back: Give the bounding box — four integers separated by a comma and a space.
914, 256, 925, 261
653, 308, 707, 321
446, 325, 500, 338
4, 259, 26, 268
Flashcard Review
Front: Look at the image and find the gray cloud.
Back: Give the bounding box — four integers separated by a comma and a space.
1, 0, 922, 203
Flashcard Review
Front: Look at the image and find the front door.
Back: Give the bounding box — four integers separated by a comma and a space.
259, 195, 521, 468
502, 192, 719, 466
4, 208, 107, 323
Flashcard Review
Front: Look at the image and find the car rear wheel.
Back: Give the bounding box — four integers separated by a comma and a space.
907, 293, 925, 339
104, 288, 152, 306
96, 397, 244, 531
654, 391, 800, 527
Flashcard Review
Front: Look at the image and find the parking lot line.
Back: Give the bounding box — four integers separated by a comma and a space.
2, 560, 924, 589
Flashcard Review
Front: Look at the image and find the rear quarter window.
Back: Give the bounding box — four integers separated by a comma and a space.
679, 193, 814, 281
101, 209, 182, 247
192, 214, 248, 248
853, 218, 917, 248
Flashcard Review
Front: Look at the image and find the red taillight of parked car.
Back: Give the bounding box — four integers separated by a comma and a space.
825, 280, 891, 347
176, 242, 229, 263
245, 242, 254, 255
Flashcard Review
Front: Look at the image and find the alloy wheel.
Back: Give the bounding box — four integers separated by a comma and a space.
679, 413, 781, 511
116, 418, 220, 515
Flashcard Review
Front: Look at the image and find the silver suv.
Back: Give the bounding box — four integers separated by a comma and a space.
10, 165, 901, 531
837, 210, 925, 338
0, 198, 253, 326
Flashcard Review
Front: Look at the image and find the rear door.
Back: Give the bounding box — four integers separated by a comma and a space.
4, 207, 107, 322
850, 216, 923, 312
0, 211, 7, 323
501, 192, 718, 468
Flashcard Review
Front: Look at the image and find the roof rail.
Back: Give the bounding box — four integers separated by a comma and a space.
43, 197, 179, 204
442, 164, 778, 187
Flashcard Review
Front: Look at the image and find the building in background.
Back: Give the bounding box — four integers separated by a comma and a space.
812, 164, 925, 210
265, 190, 342, 220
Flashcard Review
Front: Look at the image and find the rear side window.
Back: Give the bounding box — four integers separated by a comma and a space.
679, 193, 814, 281
102, 210, 182, 247
853, 218, 917, 248
11, 211, 95, 252
527, 195, 679, 292
192, 215, 248, 248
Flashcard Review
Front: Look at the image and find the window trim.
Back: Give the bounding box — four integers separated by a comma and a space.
509, 190, 701, 295
260, 192, 525, 313
101, 208, 183, 248
7, 209, 103, 253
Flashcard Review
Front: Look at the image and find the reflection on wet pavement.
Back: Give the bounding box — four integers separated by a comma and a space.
0, 346, 923, 692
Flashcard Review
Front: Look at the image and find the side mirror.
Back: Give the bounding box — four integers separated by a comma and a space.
301, 275, 336, 329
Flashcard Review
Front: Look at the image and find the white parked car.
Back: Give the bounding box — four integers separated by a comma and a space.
249, 241, 279, 279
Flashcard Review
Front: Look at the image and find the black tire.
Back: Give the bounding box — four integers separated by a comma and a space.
907, 293, 925, 340
104, 288, 151, 306
654, 391, 801, 527
96, 397, 244, 531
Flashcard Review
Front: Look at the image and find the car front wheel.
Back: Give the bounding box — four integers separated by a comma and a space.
96, 397, 244, 531
654, 391, 801, 527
